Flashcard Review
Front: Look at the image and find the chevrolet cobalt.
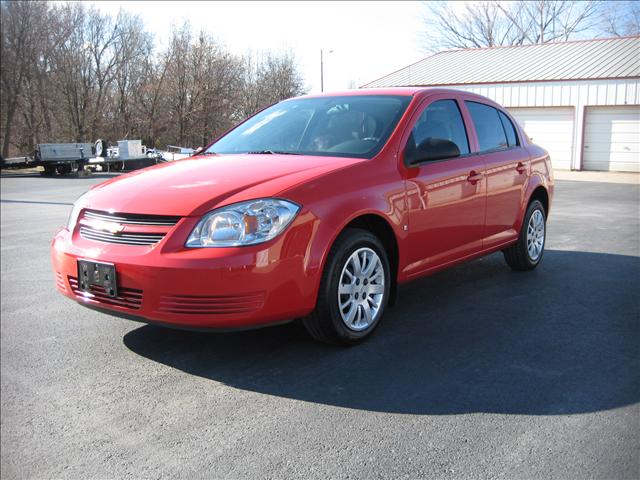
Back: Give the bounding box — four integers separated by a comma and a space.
52, 88, 553, 344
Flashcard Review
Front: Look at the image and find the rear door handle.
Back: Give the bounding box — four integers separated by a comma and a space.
516, 162, 527, 174
467, 170, 483, 184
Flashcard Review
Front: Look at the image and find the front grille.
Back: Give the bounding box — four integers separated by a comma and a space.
156, 293, 266, 315
68, 276, 143, 310
84, 210, 180, 226
78, 209, 181, 246
79, 226, 165, 246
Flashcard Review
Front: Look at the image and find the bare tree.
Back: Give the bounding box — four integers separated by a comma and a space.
239, 50, 305, 118
156, 26, 245, 148
498, 0, 601, 44
0, 1, 307, 157
424, 1, 523, 49
163, 24, 193, 145
110, 12, 153, 141
600, 0, 640, 36
423, 1, 603, 51
189, 33, 244, 146
49, 3, 97, 142
0, 1, 44, 156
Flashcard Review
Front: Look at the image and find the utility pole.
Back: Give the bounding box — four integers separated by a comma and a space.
320, 48, 333, 93
320, 48, 325, 92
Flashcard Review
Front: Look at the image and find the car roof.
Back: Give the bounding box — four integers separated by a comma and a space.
296, 87, 494, 104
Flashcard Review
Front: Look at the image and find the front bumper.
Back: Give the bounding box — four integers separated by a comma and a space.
51, 217, 319, 329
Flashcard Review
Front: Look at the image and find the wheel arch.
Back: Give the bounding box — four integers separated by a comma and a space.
342, 214, 400, 306
311, 211, 402, 309
529, 185, 549, 216
517, 174, 551, 231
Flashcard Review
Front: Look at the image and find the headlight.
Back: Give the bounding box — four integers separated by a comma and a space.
67, 192, 89, 230
186, 198, 300, 247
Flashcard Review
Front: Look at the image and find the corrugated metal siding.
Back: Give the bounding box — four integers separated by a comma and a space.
364, 37, 640, 88
443, 79, 640, 107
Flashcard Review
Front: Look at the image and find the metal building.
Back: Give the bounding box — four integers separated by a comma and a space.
363, 36, 640, 172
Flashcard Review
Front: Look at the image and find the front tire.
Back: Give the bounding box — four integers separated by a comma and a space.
503, 199, 546, 271
303, 228, 391, 345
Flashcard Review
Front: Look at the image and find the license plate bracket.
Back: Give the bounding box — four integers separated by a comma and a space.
77, 260, 118, 298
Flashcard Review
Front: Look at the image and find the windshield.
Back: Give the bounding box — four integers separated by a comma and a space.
206, 95, 412, 158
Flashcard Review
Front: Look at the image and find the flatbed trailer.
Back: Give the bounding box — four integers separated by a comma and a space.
36, 143, 95, 175
1, 155, 38, 170
1, 140, 164, 175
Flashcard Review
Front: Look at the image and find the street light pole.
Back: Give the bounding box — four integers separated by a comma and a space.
320, 48, 333, 93
320, 48, 324, 93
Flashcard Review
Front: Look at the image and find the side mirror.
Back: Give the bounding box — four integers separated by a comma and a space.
405, 138, 461, 166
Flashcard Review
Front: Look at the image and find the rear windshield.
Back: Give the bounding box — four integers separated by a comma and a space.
206, 95, 412, 159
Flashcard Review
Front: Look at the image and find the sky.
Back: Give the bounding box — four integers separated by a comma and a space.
89, 1, 429, 94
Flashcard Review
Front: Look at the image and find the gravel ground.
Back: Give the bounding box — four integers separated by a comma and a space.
1, 172, 638, 479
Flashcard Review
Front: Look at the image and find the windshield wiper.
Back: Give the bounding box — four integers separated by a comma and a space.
245, 150, 300, 155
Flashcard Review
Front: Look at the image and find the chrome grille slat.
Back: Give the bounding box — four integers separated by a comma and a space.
79, 226, 164, 246
84, 210, 180, 226
80, 228, 165, 241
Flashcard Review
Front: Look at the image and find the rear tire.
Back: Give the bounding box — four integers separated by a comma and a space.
302, 228, 391, 345
503, 199, 546, 271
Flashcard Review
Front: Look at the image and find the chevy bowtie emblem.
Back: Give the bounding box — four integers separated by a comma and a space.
91, 219, 125, 234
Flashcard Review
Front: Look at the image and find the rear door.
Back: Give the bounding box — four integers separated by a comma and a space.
464, 101, 529, 248
402, 96, 487, 277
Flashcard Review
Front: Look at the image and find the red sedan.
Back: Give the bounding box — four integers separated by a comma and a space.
52, 88, 553, 344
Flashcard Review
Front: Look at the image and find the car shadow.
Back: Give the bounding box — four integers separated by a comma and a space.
123, 249, 639, 415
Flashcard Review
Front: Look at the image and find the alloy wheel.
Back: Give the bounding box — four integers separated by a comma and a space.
526, 209, 545, 261
337, 247, 385, 331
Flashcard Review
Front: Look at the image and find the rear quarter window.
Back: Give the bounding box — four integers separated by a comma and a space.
498, 111, 519, 147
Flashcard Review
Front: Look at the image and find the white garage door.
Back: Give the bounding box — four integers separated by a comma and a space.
508, 107, 574, 170
583, 106, 640, 172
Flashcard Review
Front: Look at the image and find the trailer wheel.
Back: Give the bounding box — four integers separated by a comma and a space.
43, 165, 56, 175
56, 164, 72, 175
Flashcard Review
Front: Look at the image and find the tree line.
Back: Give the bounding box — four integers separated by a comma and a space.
0, 1, 305, 158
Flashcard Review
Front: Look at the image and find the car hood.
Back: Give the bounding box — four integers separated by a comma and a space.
84, 154, 364, 216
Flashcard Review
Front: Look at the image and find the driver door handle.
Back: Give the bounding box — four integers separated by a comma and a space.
467, 170, 483, 184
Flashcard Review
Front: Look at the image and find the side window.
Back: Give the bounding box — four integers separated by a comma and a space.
498, 111, 519, 147
411, 99, 470, 155
465, 101, 508, 152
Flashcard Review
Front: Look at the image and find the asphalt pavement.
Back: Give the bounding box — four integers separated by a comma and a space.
1, 172, 638, 479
